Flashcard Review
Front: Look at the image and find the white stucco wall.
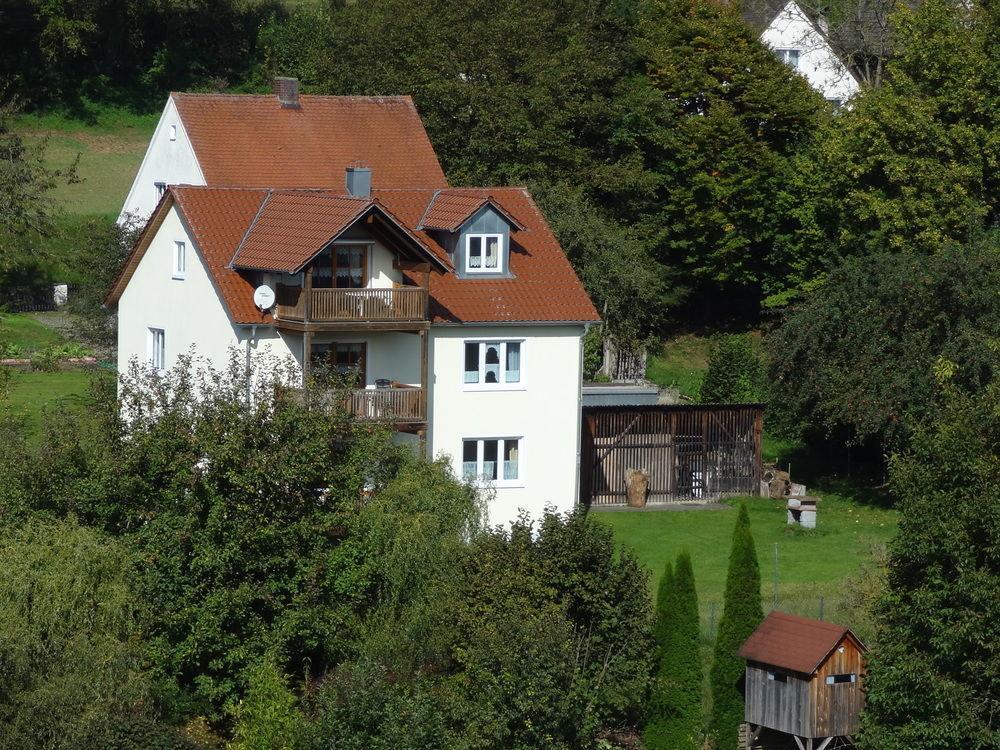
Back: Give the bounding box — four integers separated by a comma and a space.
760, 1, 860, 104
116, 207, 294, 378
428, 325, 585, 527
118, 97, 205, 226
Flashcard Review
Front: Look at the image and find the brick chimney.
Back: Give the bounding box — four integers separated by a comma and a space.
273, 77, 300, 108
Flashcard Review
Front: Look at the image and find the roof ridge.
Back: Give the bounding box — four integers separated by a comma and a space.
171, 92, 415, 101
229, 190, 273, 269
416, 189, 443, 230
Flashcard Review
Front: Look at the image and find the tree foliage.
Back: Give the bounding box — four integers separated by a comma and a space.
700, 334, 767, 404
709, 504, 762, 750
0, 518, 192, 749
767, 237, 1000, 449
859, 381, 1000, 749
646, 551, 703, 750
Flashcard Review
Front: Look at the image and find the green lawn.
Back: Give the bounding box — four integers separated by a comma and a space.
1, 313, 68, 354
595, 495, 896, 642
645, 334, 712, 400
16, 108, 155, 216
5, 367, 113, 439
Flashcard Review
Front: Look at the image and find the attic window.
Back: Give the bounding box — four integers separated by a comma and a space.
169, 124, 177, 141
776, 48, 801, 69
466, 234, 502, 274
825, 673, 856, 685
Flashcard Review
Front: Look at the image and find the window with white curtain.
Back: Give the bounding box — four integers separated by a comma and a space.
465, 233, 503, 273
173, 240, 186, 280
463, 340, 522, 386
462, 437, 521, 484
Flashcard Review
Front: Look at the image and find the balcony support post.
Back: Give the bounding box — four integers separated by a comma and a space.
302, 329, 313, 387
303, 267, 313, 323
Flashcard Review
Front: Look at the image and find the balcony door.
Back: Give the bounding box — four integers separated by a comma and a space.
311, 341, 367, 387
334, 245, 367, 289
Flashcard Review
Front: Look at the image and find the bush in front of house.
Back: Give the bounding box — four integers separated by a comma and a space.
709, 504, 762, 749
645, 550, 703, 750
699, 333, 767, 404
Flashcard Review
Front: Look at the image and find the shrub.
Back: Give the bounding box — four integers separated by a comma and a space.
229, 661, 306, 750
708, 504, 762, 749
0, 518, 187, 749
699, 334, 766, 404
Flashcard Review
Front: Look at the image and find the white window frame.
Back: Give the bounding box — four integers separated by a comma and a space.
147, 328, 166, 373
169, 124, 177, 141
464, 233, 504, 274
461, 436, 524, 488
154, 181, 167, 203
462, 339, 524, 390
172, 240, 186, 280
777, 48, 801, 69
825, 673, 857, 685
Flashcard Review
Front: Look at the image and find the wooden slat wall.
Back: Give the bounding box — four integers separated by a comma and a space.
580, 404, 764, 506
745, 664, 812, 738
810, 636, 866, 738
345, 387, 424, 422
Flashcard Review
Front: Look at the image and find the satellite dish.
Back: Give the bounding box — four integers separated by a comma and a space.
253, 284, 275, 311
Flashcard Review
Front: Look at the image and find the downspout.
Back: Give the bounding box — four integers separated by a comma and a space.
245, 325, 257, 406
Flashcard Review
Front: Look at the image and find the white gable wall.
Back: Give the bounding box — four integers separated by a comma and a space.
118, 97, 205, 226
760, 1, 860, 104
428, 325, 585, 526
116, 206, 294, 378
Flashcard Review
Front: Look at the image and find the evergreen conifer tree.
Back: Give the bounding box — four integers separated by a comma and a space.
645, 551, 704, 749
708, 504, 762, 749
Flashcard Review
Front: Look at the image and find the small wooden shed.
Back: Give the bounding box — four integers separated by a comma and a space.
739, 611, 867, 750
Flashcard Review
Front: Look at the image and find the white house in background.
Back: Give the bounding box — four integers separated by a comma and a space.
107, 83, 600, 526
746, 0, 861, 105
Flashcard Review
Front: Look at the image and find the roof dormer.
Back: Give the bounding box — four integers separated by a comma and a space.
418, 191, 525, 278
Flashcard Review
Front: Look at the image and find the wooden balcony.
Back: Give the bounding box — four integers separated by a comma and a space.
344, 386, 425, 424
274, 284, 428, 330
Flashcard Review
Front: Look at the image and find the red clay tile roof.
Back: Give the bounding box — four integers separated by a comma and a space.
108, 185, 600, 326
739, 611, 864, 675
419, 190, 525, 232
172, 93, 448, 190
232, 191, 370, 273
375, 187, 600, 324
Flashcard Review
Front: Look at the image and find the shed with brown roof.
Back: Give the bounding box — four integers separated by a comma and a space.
739, 611, 867, 748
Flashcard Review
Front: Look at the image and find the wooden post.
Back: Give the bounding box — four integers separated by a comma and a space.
303, 329, 313, 387
304, 266, 313, 323
753, 408, 764, 491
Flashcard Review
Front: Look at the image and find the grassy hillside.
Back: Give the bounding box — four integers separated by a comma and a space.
646, 334, 712, 400
16, 107, 155, 216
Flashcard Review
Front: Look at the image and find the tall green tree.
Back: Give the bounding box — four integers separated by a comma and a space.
859, 381, 1000, 749
700, 334, 766, 404
709, 504, 762, 749
636, 0, 828, 313
767, 237, 1000, 451
646, 551, 703, 750
775, 0, 1000, 300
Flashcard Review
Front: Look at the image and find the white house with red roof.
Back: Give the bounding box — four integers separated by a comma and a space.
108, 81, 600, 525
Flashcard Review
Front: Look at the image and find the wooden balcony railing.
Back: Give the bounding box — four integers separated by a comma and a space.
275, 285, 428, 323
344, 386, 425, 423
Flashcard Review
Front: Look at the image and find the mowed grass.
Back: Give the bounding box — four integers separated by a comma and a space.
595, 495, 896, 641
1, 313, 67, 354
646, 334, 712, 400
5, 367, 113, 440
16, 107, 155, 216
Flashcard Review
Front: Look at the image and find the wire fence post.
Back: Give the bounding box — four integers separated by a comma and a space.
818, 596, 825, 621
709, 601, 716, 640
772, 542, 780, 610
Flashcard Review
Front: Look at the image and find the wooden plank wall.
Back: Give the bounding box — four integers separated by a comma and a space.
745, 664, 812, 738
810, 636, 866, 738
581, 404, 764, 506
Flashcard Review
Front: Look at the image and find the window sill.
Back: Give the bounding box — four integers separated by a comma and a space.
171, 274, 186, 281
468, 480, 525, 490
462, 384, 526, 393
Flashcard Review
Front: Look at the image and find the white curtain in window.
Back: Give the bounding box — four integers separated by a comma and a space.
505, 343, 520, 383
485, 236, 499, 268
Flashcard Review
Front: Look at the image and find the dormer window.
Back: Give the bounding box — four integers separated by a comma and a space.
466, 234, 503, 274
